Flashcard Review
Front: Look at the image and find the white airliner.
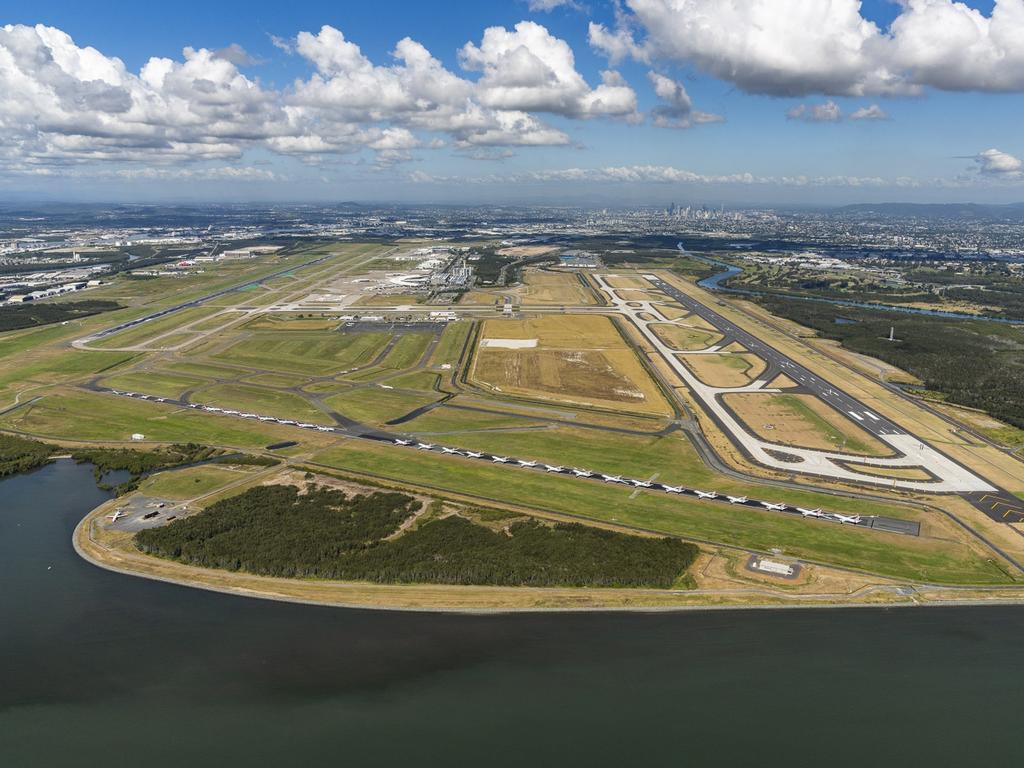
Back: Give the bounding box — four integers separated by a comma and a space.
662, 485, 685, 494
726, 495, 748, 504
517, 460, 539, 468
832, 513, 863, 525
394, 439, 412, 445
694, 490, 718, 500
572, 468, 593, 477
601, 474, 626, 484
441, 447, 462, 455
630, 479, 653, 488
491, 456, 510, 463
760, 501, 787, 511
416, 443, 434, 450
465, 451, 484, 459
106, 510, 125, 523
798, 507, 825, 518
543, 465, 565, 473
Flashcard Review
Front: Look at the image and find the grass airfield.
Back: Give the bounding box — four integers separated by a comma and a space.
6, 245, 1024, 606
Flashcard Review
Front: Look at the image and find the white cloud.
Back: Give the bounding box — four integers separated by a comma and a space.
647, 71, 723, 127
786, 101, 842, 123
973, 148, 1022, 176
850, 104, 889, 120
459, 21, 637, 118
527, 0, 581, 11
590, 0, 1024, 96
1, 20, 635, 174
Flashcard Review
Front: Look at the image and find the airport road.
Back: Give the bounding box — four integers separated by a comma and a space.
85, 384, 916, 536
590, 273, 995, 496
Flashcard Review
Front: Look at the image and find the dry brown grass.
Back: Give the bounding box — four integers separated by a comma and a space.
650, 323, 723, 351
507, 269, 597, 305
681, 352, 767, 387
471, 314, 672, 415
723, 392, 894, 456
834, 463, 933, 481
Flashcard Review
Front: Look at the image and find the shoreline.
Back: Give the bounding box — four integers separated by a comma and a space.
73, 499, 1024, 615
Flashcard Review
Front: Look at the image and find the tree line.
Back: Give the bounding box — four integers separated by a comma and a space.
135, 485, 699, 589
754, 295, 1024, 429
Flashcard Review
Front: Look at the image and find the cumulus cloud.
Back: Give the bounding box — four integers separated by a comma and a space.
590, 0, 1024, 96
973, 148, 1023, 176
459, 21, 637, 118
1, 20, 641, 174
647, 71, 722, 127
786, 101, 842, 123
850, 104, 889, 120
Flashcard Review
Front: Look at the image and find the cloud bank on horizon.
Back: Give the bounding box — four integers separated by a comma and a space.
0, 0, 1022, 200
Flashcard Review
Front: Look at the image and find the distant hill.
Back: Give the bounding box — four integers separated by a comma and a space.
836, 202, 1024, 220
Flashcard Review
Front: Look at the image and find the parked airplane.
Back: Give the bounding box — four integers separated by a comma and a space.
465, 451, 484, 459
694, 490, 718, 499
662, 485, 685, 494
572, 468, 593, 477
798, 507, 825, 518
832, 513, 863, 525
517, 460, 539, 468
630, 479, 653, 488
491, 456, 510, 463
441, 447, 462, 455
726, 495, 748, 504
760, 501, 787, 511
601, 474, 626, 484
416, 443, 434, 450
394, 439, 411, 445
543, 465, 564, 473
106, 510, 125, 523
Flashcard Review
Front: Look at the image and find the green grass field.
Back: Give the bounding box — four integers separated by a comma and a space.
213, 331, 391, 375
88, 306, 224, 349
325, 387, 441, 425
199, 383, 325, 421
0, 389, 322, 449
429, 321, 472, 366
385, 371, 442, 392
311, 440, 1012, 585
100, 371, 206, 400
139, 465, 253, 500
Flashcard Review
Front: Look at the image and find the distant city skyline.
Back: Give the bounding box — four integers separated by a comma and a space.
2, 0, 1024, 204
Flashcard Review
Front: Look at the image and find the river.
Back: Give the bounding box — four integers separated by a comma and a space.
2, 460, 1023, 766
684, 244, 1024, 326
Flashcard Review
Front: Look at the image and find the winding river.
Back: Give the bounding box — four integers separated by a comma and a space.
684, 244, 1024, 326
2, 460, 1024, 766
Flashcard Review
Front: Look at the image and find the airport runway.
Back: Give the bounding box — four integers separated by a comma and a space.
76, 254, 335, 346
636, 275, 1024, 522
87, 384, 916, 536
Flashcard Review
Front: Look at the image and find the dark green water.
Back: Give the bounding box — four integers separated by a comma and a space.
2, 461, 1023, 767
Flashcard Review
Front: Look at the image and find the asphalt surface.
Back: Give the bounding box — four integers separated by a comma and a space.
87, 385, 918, 536
81, 254, 334, 343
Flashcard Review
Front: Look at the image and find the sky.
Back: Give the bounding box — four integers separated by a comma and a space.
1, 0, 1023, 206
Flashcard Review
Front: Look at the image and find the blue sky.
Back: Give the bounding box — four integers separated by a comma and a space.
1, 0, 1022, 205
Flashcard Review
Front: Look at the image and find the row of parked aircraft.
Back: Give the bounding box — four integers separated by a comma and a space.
391, 439, 864, 525
107, 390, 338, 433
106, 389, 865, 527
